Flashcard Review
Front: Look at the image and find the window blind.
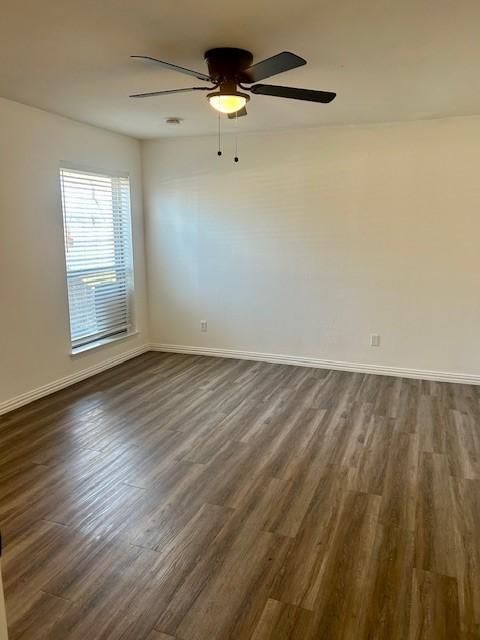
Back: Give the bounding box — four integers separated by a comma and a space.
60, 167, 134, 350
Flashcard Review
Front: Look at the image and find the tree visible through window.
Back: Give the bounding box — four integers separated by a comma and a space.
60, 167, 134, 350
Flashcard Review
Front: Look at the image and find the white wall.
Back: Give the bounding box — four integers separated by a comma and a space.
142, 116, 480, 377
0, 98, 149, 408
1, 103, 479, 405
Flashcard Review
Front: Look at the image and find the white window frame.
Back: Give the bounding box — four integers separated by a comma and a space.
59, 164, 136, 354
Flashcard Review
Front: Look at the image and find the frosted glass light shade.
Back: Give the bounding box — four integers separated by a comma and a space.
208, 93, 248, 114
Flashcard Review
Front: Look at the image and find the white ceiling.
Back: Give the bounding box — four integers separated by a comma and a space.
1, 0, 480, 139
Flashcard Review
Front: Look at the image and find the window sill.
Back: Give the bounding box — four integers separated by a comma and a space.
70, 331, 139, 356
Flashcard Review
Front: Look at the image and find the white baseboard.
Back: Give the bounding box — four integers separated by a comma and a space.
0, 344, 150, 415
150, 343, 480, 386
2, 341, 478, 416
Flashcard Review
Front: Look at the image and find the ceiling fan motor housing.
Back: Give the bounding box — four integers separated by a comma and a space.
204, 48, 253, 84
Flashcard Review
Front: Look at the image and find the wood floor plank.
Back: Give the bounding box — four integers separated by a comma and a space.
250, 598, 313, 639
6, 590, 71, 640
270, 465, 350, 609
379, 430, 419, 531
146, 632, 176, 640
0, 352, 479, 639
409, 569, 461, 639
415, 452, 457, 577
360, 524, 415, 639
298, 491, 381, 637
156, 517, 291, 639
450, 477, 480, 634
46, 545, 161, 640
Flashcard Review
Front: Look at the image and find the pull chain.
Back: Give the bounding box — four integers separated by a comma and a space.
234, 111, 239, 163
217, 112, 222, 156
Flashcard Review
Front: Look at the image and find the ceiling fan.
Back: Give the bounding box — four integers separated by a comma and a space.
130, 48, 336, 118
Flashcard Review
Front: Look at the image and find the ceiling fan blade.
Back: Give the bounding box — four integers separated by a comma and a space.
129, 86, 211, 98
131, 55, 212, 82
250, 84, 336, 103
239, 52, 306, 83
227, 106, 248, 119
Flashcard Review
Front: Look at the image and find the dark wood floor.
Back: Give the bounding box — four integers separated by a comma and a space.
1, 352, 479, 639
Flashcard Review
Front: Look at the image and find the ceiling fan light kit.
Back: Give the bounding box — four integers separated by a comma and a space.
207, 89, 250, 115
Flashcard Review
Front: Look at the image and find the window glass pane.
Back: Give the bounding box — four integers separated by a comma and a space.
60, 168, 134, 348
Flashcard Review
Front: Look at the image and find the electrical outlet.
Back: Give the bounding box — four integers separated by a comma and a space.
200, 320, 208, 333
370, 334, 380, 347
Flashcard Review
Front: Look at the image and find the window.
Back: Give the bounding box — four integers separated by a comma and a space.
60, 167, 135, 351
